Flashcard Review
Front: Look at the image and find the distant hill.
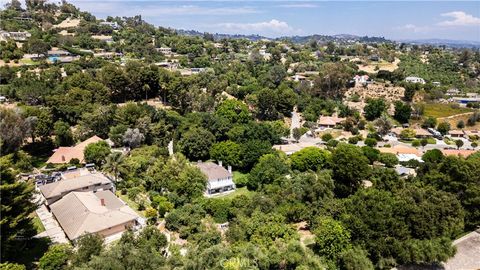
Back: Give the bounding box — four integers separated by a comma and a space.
399, 39, 480, 48
176, 29, 268, 41
277, 34, 391, 44
176, 30, 391, 44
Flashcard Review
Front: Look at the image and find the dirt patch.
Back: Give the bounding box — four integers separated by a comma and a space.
357, 58, 400, 74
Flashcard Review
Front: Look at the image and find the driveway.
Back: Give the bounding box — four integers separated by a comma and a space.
290, 109, 301, 138
35, 204, 69, 244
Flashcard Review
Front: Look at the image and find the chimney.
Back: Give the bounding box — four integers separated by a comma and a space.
100, 198, 105, 206
227, 165, 232, 174
61, 155, 65, 162
218, 160, 223, 167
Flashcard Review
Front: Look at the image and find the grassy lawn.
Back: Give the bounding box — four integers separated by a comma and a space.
424, 103, 472, 118
117, 192, 145, 217
220, 187, 253, 200
31, 213, 45, 234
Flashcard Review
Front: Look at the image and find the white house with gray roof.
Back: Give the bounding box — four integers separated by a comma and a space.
196, 161, 235, 196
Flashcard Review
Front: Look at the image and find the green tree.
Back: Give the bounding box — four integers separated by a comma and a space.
0, 159, 37, 261
400, 128, 416, 140
248, 153, 289, 190
214, 100, 251, 124
338, 247, 374, 270
54, 121, 74, 146
73, 234, 103, 265
209, 141, 242, 169
455, 139, 464, 149
364, 99, 386, 121
103, 152, 124, 183
38, 244, 72, 270
420, 138, 429, 148
84, 141, 111, 165
393, 101, 411, 124
290, 147, 331, 172
321, 133, 333, 142
178, 127, 215, 161
292, 127, 302, 142
0, 108, 27, 154
332, 144, 370, 196
364, 138, 377, 147
313, 217, 351, 260
437, 122, 451, 136
422, 117, 437, 129
375, 115, 392, 136
0, 263, 26, 270
378, 152, 398, 168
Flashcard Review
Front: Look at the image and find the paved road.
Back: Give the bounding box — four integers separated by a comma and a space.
290, 109, 301, 139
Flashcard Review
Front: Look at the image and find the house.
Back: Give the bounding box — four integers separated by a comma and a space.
50, 190, 139, 242
291, 74, 307, 82
99, 21, 120, 29
405, 76, 425, 84
0, 31, 31, 41
156, 47, 172, 54
397, 153, 424, 163
448, 130, 465, 138
414, 128, 432, 138
317, 116, 345, 129
353, 75, 370, 85
395, 165, 417, 177
39, 170, 113, 205
452, 95, 480, 104
47, 48, 71, 57
446, 88, 460, 96
196, 161, 235, 196
92, 35, 114, 43
47, 136, 103, 164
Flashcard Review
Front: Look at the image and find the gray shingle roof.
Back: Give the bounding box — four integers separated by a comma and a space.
50, 191, 138, 240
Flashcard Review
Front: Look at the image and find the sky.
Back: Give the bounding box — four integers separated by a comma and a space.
7, 0, 480, 40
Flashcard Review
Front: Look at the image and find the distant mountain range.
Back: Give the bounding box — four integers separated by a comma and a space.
177, 29, 479, 48
396, 39, 480, 48
176, 30, 390, 44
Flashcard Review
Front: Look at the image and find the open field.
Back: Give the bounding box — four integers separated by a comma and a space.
357, 58, 400, 73
438, 112, 480, 130
423, 103, 473, 118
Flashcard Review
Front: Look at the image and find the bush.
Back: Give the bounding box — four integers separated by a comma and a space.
364, 138, 377, 147
321, 133, 333, 142
378, 153, 399, 168
348, 136, 360, 145
457, 120, 465, 129
412, 140, 421, 147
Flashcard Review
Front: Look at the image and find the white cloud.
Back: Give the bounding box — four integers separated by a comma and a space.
216, 19, 301, 36
277, 3, 318, 8
395, 24, 431, 33
438, 11, 480, 26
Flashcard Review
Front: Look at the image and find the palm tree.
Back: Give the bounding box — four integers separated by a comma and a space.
103, 152, 124, 183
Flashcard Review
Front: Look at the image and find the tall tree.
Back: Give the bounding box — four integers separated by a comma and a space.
0, 160, 37, 261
